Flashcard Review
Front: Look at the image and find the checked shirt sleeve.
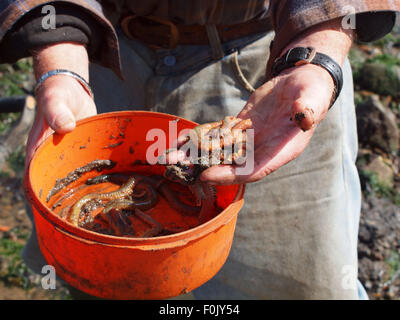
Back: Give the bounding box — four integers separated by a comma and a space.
268, 0, 400, 75
0, 0, 122, 78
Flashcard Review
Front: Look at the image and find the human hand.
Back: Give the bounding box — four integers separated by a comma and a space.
199, 18, 353, 185
25, 43, 96, 168
200, 63, 335, 184
158, 19, 353, 186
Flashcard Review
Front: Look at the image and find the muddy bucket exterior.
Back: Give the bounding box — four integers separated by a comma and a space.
24, 111, 245, 299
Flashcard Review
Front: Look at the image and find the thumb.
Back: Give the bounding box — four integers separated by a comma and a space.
290, 82, 332, 131
35, 76, 84, 133
37, 92, 76, 133
42, 97, 76, 133
290, 100, 317, 132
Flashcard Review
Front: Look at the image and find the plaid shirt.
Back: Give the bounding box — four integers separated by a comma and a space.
0, 0, 399, 75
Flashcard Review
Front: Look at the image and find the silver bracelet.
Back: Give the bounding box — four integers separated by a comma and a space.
34, 69, 94, 99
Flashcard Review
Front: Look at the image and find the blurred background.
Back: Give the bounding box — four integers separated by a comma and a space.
0, 26, 399, 300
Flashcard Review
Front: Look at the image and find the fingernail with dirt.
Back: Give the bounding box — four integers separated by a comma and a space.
293, 107, 315, 131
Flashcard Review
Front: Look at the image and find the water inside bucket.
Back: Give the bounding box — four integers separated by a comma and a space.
46, 166, 221, 238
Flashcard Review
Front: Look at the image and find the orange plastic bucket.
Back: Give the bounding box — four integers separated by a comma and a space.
24, 111, 245, 299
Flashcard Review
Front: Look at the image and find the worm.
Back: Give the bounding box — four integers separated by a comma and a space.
69, 175, 137, 226
47, 159, 116, 202
69, 170, 215, 236
87, 173, 200, 217
134, 208, 163, 237
158, 183, 201, 216
103, 184, 158, 214
198, 183, 218, 224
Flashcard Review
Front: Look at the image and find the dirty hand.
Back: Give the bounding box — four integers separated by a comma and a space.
25, 43, 96, 168
201, 63, 335, 184
200, 19, 353, 185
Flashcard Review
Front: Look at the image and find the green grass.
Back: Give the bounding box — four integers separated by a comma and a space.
0, 229, 35, 289
371, 32, 400, 50
361, 170, 400, 206
7, 146, 26, 175
0, 113, 21, 135
386, 251, 400, 280
349, 48, 366, 80
366, 53, 400, 67
0, 59, 33, 96
0, 228, 71, 298
353, 91, 364, 108
0, 237, 24, 256
0, 59, 33, 134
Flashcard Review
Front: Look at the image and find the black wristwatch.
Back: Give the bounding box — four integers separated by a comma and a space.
271, 47, 343, 108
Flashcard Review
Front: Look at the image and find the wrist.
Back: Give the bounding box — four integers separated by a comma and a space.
32, 42, 89, 81
280, 18, 353, 66
34, 69, 94, 100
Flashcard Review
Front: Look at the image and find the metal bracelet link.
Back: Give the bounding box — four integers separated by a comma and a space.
34, 69, 94, 99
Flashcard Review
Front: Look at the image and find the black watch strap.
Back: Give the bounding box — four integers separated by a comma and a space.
271, 47, 343, 108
